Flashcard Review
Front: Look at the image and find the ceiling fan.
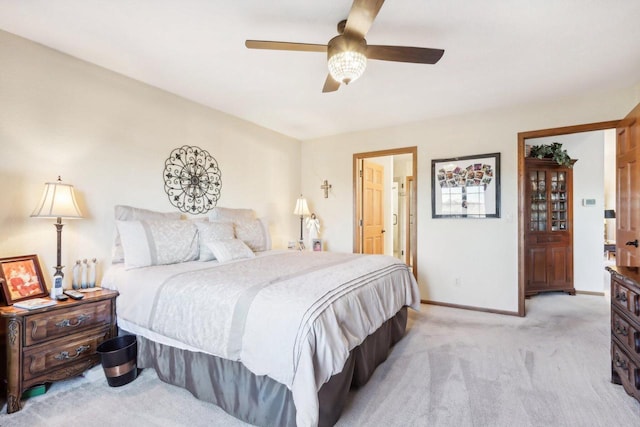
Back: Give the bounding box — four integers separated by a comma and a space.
245, 0, 445, 93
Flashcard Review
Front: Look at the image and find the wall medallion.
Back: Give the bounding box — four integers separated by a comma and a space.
163, 145, 222, 214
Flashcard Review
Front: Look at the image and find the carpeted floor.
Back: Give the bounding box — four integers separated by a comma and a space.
1, 293, 639, 426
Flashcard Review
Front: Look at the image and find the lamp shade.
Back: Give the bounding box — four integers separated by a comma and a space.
293, 196, 310, 216
31, 177, 83, 219
604, 209, 616, 219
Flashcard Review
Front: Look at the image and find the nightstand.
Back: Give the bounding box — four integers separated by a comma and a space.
0, 289, 118, 413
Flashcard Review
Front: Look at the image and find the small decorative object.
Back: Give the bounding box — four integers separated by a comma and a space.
88, 258, 97, 288
72, 260, 81, 290
0, 254, 48, 305
163, 145, 222, 214
320, 180, 332, 198
50, 272, 63, 299
81, 259, 88, 289
528, 142, 573, 167
306, 213, 320, 249
312, 239, 323, 252
432, 152, 501, 218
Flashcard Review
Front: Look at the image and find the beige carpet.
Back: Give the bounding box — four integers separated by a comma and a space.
2, 293, 639, 426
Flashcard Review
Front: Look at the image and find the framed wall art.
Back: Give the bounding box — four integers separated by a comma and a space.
431, 153, 501, 218
0, 254, 48, 305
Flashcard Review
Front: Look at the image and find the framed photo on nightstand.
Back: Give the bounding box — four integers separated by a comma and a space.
312, 239, 323, 252
0, 254, 48, 305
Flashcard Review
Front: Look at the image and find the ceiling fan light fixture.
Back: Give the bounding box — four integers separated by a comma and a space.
328, 50, 367, 85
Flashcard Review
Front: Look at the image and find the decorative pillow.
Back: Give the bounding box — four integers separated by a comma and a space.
112, 205, 181, 264
116, 219, 198, 269
208, 207, 256, 223
235, 218, 271, 252
206, 239, 255, 263
195, 221, 235, 261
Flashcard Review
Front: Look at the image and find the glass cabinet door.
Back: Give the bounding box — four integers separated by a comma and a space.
550, 170, 567, 231
528, 170, 547, 231
528, 167, 568, 233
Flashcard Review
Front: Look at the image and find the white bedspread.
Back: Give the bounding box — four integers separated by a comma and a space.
102, 250, 420, 427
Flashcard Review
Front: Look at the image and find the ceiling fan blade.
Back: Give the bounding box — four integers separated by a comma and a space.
367, 45, 445, 64
245, 40, 327, 53
322, 74, 340, 93
344, 0, 385, 39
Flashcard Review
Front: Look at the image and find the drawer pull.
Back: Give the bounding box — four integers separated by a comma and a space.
615, 321, 629, 337
55, 314, 91, 328
54, 345, 90, 361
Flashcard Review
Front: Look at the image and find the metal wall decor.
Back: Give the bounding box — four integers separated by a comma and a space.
163, 145, 222, 214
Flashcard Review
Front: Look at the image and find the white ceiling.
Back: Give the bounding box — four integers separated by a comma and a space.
1, 0, 639, 140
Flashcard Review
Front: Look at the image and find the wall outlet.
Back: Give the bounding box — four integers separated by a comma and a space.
454, 277, 462, 286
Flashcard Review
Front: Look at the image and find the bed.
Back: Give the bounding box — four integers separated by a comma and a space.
101, 206, 420, 427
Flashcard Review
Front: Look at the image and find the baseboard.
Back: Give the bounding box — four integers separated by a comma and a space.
421, 299, 520, 317
575, 290, 606, 296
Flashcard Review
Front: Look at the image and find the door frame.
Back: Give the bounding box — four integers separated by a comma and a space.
517, 120, 619, 316
353, 146, 418, 278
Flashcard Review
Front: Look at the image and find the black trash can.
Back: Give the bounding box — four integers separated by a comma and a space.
96, 335, 138, 387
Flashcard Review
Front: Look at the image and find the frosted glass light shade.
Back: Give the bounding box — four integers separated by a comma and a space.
31, 177, 83, 219
328, 51, 367, 85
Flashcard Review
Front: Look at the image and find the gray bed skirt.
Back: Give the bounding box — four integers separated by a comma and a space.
135, 306, 408, 427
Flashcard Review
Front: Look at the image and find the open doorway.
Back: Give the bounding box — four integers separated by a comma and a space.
353, 147, 417, 278
517, 121, 619, 316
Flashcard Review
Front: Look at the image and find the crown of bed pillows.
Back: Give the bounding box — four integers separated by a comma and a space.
112, 206, 270, 269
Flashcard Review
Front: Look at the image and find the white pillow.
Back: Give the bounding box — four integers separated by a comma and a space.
206, 239, 255, 263
208, 207, 256, 222
235, 218, 271, 252
112, 205, 181, 263
195, 221, 235, 261
117, 220, 198, 269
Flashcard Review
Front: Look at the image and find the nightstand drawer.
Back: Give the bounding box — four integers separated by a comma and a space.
24, 300, 113, 346
23, 329, 109, 381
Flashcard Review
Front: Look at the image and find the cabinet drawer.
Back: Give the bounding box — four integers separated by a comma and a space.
612, 341, 640, 396
612, 279, 640, 321
22, 328, 108, 381
612, 309, 640, 356
24, 300, 113, 346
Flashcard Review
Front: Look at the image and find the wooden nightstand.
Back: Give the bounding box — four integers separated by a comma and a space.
0, 289, 118, 413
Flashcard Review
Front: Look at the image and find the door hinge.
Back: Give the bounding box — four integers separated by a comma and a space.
359, 170, 363, 178
359, 219, 363, 226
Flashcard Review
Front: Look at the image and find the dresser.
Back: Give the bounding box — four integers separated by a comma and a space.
0, 289, 118, 413
607, 266, 640, 403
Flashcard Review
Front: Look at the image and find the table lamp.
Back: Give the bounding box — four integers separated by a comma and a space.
31, 176, 83, 282
293, 195, 310, 248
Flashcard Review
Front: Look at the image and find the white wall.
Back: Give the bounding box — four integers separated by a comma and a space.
301, 85, 640, 313
0, 30, 301, 290
529, 131, 606, 293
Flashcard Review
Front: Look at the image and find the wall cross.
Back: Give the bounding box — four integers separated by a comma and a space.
320, 180, 332, 198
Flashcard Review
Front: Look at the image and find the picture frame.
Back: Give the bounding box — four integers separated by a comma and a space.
431, 152, 501, 218
312, 239, 323, 252
0, 254, 48, 305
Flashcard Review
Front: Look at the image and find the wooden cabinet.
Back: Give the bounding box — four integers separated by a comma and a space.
607, 266, 640, 403
524, 158, 576, 296
0, 289, 118, 413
